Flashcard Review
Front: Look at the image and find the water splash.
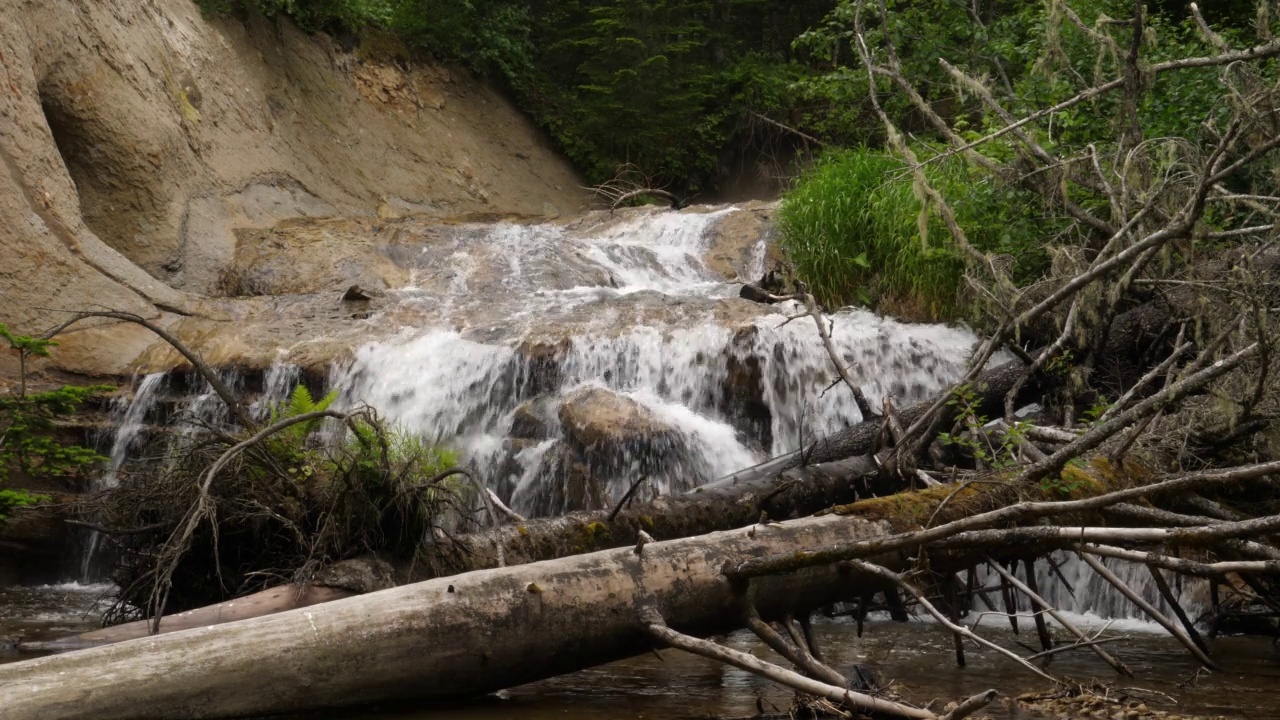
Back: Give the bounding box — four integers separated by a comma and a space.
251, 360, 303, 420
972, 553, 1208, 633
1032, 552, 1208, 625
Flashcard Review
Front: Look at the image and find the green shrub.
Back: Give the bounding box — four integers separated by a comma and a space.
101, 383, 461, 613
777, 148, 1051, 319
0, 488, 47, 528
0, 324, 112, 529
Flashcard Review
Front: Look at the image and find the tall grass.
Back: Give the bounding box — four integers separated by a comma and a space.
778, 148, 1050, 320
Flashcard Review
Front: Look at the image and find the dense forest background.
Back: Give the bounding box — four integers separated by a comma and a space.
197, 0, 1276, 320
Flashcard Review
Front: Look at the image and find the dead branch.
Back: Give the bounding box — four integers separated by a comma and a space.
641, 609, 943, 719
986, 556, 1133, 676
585, 164, 680, 212
843, 560, 1061, 684
1074, 550, 1217, 669
41, 309, 254, 428
729, 458, 1280, 579
745, 604, 847, 687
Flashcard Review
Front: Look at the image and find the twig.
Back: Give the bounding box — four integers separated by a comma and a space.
1147, 563, 1211, 655
987, 556, 1134, 677
842, 560, 1061, 685
42, 310, 254, 429
608, 476, 649, 523
642, 609, 942, 719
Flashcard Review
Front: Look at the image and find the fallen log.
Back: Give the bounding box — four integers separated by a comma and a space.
706, 357, 1033, 489
16, 584, 353, 653
0, 507, 906, 720
420, 455, 887, 578
4, 455, 1270, 719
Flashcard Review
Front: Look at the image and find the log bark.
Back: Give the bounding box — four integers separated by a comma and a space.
419, 455, 889, 579
0, 454, 1242, 719
0, 511, 907, 720
15, 584, 354, 653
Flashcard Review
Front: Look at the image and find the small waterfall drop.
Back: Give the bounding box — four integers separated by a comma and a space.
80, 372, 166, 581
100, 373, 166, 489
1031, 552, 1207, 629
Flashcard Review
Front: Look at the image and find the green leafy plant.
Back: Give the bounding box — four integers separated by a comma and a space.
0, 488, 47, 527
936, 385, 1030, 470
1081, 396, 1111, 426
0, 325, 112, 528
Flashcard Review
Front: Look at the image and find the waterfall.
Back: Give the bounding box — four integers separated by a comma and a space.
80, 207, 1188, 626
1031, 552, 1207, 630
251, 360, 303, 421
337, 207, 984, 516
79, 372, 166, 581
99, 373, 166, 489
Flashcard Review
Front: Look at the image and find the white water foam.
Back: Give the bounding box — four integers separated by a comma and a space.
338, 207, 987, 516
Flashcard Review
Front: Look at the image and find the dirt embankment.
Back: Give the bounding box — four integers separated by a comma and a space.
0, 0, 586, 378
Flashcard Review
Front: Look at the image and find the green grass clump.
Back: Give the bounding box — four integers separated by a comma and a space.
778, 148, 1051, 320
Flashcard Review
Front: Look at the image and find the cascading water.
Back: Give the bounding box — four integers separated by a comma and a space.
75, 206, 1198, 629
1009, 553, 1208, 630
336, 206, 983, 517
79, 372, 166, 581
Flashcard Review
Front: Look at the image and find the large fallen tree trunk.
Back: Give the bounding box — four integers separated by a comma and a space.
16, 584, 354, 653
0, 504, 904, 720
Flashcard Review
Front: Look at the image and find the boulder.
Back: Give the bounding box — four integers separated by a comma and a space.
701, 202, 779, 281
558, 387, 675, 452
554, 387, 691, 507
509, 396, 557, 440
720, 326, 772, 452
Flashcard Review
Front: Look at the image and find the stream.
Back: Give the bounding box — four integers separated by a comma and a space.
2, 205, 1277, 716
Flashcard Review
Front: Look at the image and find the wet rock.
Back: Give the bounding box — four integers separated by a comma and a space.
311, 556, 396, 594
510, 396, 557, 440
340, 285, 382, 302
720, 326, 772, 452
560, 387, 676, 450
701, 203, 777, 281
223, 219, 411, 297
511, 441, 606, 517
516, 338, 572, 397
550, 387, 691, 512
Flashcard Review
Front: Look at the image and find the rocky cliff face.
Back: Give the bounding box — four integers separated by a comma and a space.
0, 0, 585, 376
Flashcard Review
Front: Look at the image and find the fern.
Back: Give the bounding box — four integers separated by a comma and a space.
268, 385, 342, 456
